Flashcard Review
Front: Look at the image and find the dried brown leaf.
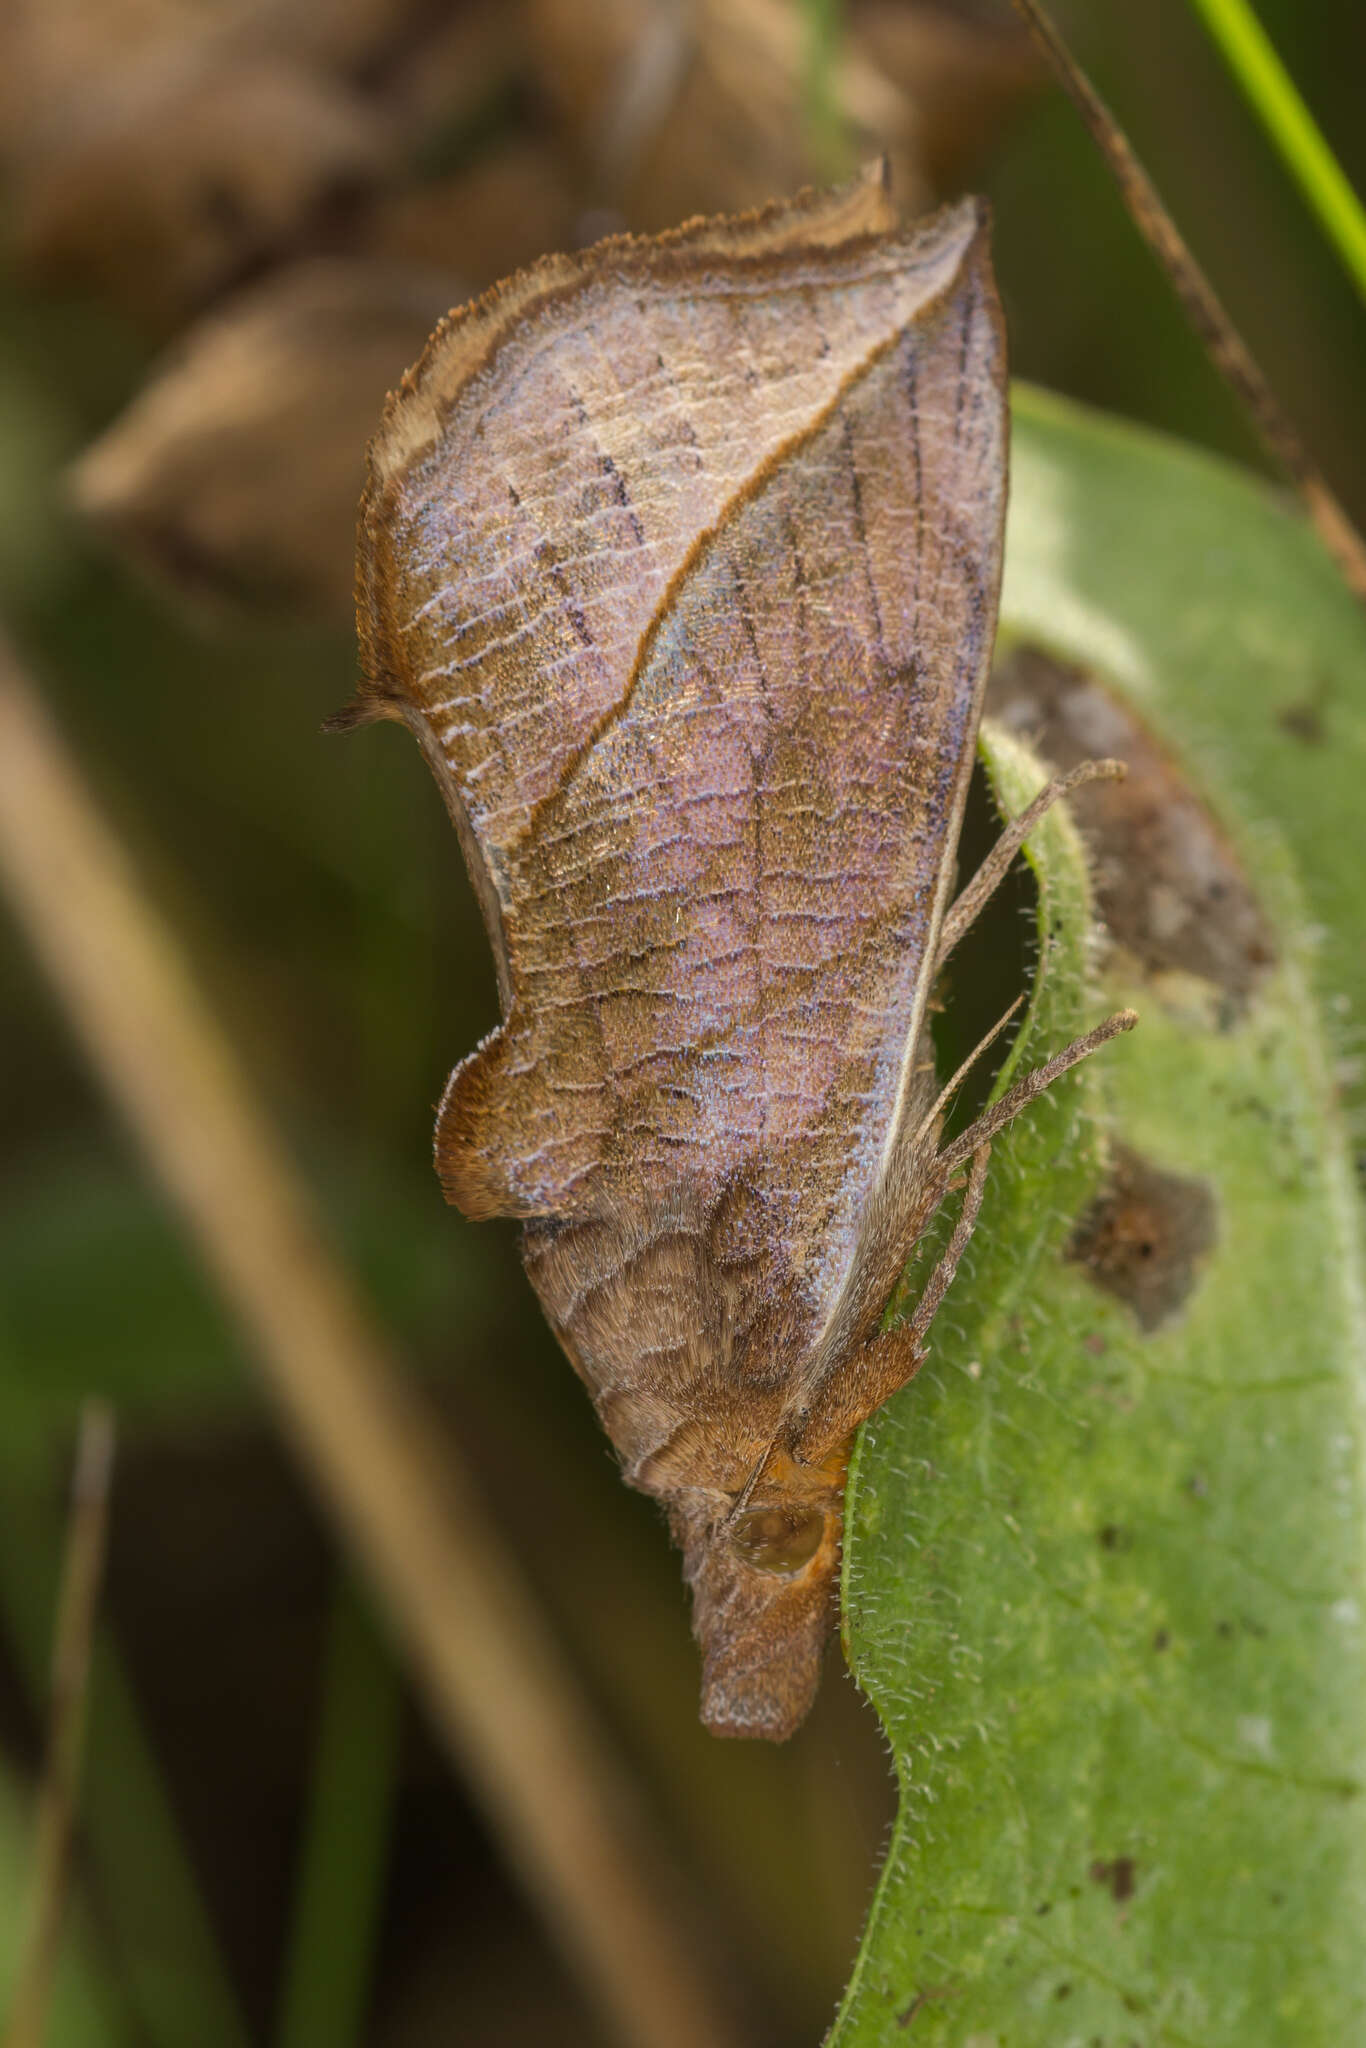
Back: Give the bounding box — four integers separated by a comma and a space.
856, 1, 1039, 191
522, 0, 1038, 233
69, 258, 459, 614
523, 0, 927, 228
12, 47, 397, 330
371, 139, 580, 292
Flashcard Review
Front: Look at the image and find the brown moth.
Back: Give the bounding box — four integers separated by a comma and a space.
346, 163, 1134, 1740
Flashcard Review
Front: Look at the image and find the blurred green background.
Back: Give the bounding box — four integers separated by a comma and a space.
0, 3, 1362, 2044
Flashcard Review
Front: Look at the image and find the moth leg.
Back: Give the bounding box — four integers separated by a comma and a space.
792, 1147, 993, 1460
901, 1141, 993, 1348
936, 1009, 1137, 1181
789, 1324, 927, 1463
907, 994, 1022, 1155
435, 1021, 604, 1221
936, 757, 1125, 974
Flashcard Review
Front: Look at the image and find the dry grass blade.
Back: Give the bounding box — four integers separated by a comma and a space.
1009, 0, 1366, 606
0, 629, 745, 2048
3, 1402, 116, 2048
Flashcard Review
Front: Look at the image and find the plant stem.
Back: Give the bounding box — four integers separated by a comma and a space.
802, 0, 847, 179
1187, 0, 1366, 310
3, 1405, 114, 2048
1008, 0, 1366, 607
0, 1465, 251, 2048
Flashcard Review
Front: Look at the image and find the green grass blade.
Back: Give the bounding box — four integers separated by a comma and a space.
801, 0, 848, 180
274, 1576, 400, 2048
1188, 0, 1366, 308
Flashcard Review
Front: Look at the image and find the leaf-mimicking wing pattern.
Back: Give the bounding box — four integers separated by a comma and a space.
351, 167, 1132, 1738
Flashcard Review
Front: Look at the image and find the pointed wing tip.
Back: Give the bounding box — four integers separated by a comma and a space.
924, 190, 994, 264
321, 682, 400, 734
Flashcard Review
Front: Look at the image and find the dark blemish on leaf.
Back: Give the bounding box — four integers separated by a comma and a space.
1277, 682, 1329, 745
1187, 1472, 1210, 1499
1036, 1900, 1052, 1914
1153, 1628, 1170, 1651
1067, 1145, 1217, 1331
895, 1985, 956, 2028
1090, 1855, 1137, 1903
1098, 1523, 1130, 1551
1055, 1982, 1072, 2000
988, 645, 1276, 1017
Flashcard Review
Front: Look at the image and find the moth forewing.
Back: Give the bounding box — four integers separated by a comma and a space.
348, 169, 1125, 1742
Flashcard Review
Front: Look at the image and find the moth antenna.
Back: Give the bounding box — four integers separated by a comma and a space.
936, 1009, 1137, 1179
936, 757, 1126, 974
911, 993, 1025, 1153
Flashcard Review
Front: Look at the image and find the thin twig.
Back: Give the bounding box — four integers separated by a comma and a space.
0, 630, 745, 2048
1009, 0, 1366, 606
1187, 0, 1366, 310
3, 1402, 116, 2048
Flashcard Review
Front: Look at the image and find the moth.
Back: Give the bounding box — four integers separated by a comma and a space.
346, 163, 1134, 1739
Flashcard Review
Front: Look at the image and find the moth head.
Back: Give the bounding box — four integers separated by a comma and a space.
663, 1442, 849, 1741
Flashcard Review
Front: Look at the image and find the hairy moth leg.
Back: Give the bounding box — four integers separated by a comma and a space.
936, 1009, 1137, 1181
792, 1146, 993, 1462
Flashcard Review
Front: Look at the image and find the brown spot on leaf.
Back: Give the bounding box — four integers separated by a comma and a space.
1067, 1144, 1216, 1332
1090, 1855, 1137, 1903
895, 1985, 956, 2028
1277, 682, 1329, 746
988, 644, 1276, 1018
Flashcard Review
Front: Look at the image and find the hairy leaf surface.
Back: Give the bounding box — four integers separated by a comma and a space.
835, 388, 1366, 2046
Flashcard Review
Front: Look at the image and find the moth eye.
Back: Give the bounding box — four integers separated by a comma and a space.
729, 1505, 826, 1576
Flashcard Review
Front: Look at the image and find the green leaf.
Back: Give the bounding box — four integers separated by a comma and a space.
834, 388, 1366, 2046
